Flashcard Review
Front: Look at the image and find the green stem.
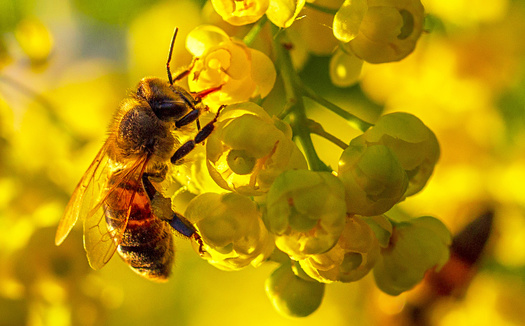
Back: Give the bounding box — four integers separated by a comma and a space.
273, 26, 330, 172
243, 16, 268, 46
304, 2, 339, 15
307, 119, 348, 149
302, 85, 373, 132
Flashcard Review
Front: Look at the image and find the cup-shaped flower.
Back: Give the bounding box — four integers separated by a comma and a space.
358, 112, 440, 196
206, 103, 307, 195
299, 216, 380, 283
211, 0, 269, 26
185, 25, 276, 107
338, 141, 408, 216
265, 263, 325, 317
185, 192, 274, 271
373, 216, 451, 295
335, 0, 425, 63
264, 169, 347, 260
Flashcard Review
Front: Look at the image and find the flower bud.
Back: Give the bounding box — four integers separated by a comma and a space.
373, 216, 451, 295
266, 0, 306, 28
300, 216, 380, 283
206, 103, 307, 196
265, 263, 325, 317
211, 0, 269, 26
340, 0, 425, 63
185, 192, 274, 270
186, 25, 276, 107
338, 141, 408, 216
359, 112, 440, 196
333, 0, 368, 43
329, 47, 364, 87
264, 169, 347, 260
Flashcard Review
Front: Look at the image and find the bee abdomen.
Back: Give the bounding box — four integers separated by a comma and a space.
118, 218, 174, 281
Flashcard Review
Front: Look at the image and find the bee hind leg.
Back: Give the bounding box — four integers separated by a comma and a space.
142, 174, 206, 254
169, 213, 206, 255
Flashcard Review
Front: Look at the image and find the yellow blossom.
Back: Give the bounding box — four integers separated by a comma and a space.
186, 25, 276, 107
206, 102, 307, 195
211, 0, 305, 28
338, 0, 425, 63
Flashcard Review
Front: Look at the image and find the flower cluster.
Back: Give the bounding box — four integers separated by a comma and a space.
208, 0, 425, 88
5, 0, 523, 323
175, 4, 449, 316
182, 104, 446, 315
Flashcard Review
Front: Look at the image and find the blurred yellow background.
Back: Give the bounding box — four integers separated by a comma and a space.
1, 0, 525, 325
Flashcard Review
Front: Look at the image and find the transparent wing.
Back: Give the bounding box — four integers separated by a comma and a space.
83, 154, 149, 270
55, 142, 110, 246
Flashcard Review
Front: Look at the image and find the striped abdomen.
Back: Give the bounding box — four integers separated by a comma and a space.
104, 175, 174, 281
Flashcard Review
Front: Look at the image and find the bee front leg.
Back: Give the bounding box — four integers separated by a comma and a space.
170, 105, 225, 165
175, 86, 224, 130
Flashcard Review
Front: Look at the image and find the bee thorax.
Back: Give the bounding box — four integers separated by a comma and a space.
115, 103, 174, 159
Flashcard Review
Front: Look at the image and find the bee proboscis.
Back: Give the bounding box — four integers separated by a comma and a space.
55, 28, 221, 281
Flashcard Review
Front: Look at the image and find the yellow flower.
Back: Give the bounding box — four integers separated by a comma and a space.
299, 216, 381, 283
211, 0, 270, 26
186, 25, 276, 107
335, 0, 425, 63
338, 142, 408, 216
373, 216, 451, 295
358, 112, 440, 197
185, 192, 274, 270
264, 169, 347, 260
266, 0, 306, 28
206, 102, 307, 195
211, 0, 305, 28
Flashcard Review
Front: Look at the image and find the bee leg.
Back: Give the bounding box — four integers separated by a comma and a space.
175, 107, 201, 129
170, 105, 225, 165
142, 174, 206, 254
170, 212, 205, 255
175, 86, 224, 130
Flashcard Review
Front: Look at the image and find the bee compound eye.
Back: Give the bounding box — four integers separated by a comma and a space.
153, 100, 188, 120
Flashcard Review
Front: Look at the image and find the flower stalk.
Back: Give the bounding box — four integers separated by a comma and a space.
273, 26, 330, 172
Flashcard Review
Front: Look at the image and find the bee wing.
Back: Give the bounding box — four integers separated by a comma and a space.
83, 154, 149, 270
55, 142, 111, 246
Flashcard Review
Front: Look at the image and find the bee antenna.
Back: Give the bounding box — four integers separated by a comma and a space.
166, 27, 178, 85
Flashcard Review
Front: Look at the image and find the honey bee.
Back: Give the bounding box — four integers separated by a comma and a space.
55, 28, 221, 281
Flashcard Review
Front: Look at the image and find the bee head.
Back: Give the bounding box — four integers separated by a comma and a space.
136, 77, 195, 122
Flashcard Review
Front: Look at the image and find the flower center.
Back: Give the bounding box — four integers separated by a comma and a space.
227, 149, 257, 175
398, 9, 414, 40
